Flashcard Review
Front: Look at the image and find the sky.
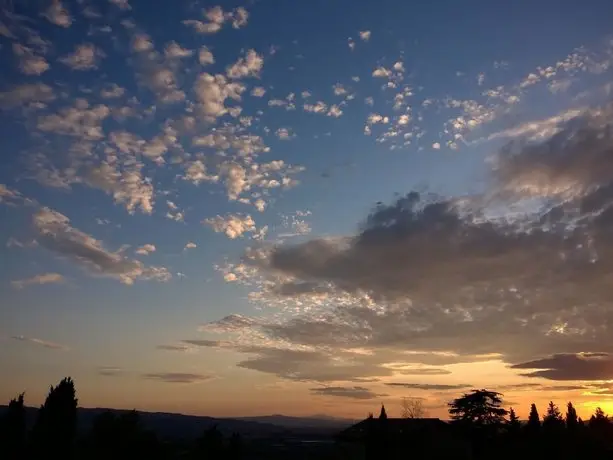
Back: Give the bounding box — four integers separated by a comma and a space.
2, 0, 613, 421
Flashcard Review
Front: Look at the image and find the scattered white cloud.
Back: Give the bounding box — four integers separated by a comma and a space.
0, 83, 55, 109
333, 84, 347, 96
276, 127, 295, 140
164, 41, 193, 59
327, 105, 343, 118
59, 43, 105, 70
135, 244, 156, 256
372, 67, 391, 78
43, 1, 72, 28
251, 86, 266, 97
0, 184, 22, 206
109, 0, 132, 10
100, 84, 126, 99
194, 73, 245, 121
232, 7, 249, 28
203, 214, 257, 239
183, 5, 248, 35
13, 44, 49, 75
227, 49, 264, 79
359, 30, 371, 41
198, 46, 215, 65
304, 101, 328, 114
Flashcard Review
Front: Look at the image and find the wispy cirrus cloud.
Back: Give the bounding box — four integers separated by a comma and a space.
11, 335, 69, 351
310, 386, 384, 400
385, 383, 472, 391
11, 273, 65, 289
33, 208, 171, 285
142, 372, 215, 383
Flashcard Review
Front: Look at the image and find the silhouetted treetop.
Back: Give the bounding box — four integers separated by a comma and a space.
31, 377, 78, 457
566, 402, 578, 430
448, 389, 508, 426
2, 392, 26, 458
507, 407, 520, 432
543, 401, 564, 430
527, 403, 540, 431
378, 405, 387, 420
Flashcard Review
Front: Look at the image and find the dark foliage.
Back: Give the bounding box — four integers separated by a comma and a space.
1, 393, 26, 458
566, 402, 578, 430
527, 402, 540, 432
543, 401, 564, 431
448, 389, 508, 426
4, 379, 613, 459
31, 377, 78, 458
507, 407, 520, 433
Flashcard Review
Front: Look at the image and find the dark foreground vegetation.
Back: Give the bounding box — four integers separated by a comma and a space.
2, 379, 613, 459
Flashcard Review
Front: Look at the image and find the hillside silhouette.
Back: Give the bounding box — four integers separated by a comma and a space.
2, 378, 613, 459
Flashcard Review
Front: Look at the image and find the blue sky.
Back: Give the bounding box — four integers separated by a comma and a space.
2, 0, 613, 418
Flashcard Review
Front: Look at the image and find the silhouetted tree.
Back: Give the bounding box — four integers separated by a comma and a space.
448, 389, 508, 426
2, 393, 26, 459
88, 409, 161, 459
196, 425, 224, 459
507, 407, 520, 433
31, 377, 78, 458
527, 403, 540, 432
378, 404, 387, 420
543, 401, 564, 431
588, 407, 610, 432
587, 407, 612, 449
566, 402, 578, 430
400, 397, 427, 418
228, 432, 242, 460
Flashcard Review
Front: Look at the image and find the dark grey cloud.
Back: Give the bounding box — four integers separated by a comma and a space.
494, 104, 613, 200
182, 339, 223, 347
385, 383, 472, 391
310, 386, 385, 400
196, 105, 613, 385
142, 372, 214, 383
396, 368, 452, 376
511, 353, 613, 381
496, 383, 543, 391
98, 366, 124, 376
235, 346, 395, 382
200, 314, 262, 333
497, 383, 587, 392
540, 385, 589, 391
156, 344, 190, 351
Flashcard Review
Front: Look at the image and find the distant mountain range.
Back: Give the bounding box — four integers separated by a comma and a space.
0, 406, 354, 440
